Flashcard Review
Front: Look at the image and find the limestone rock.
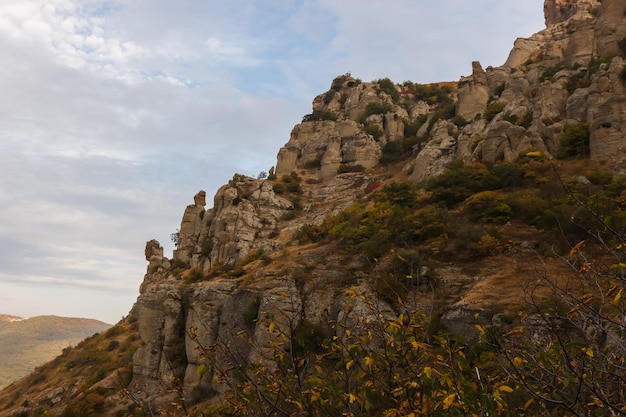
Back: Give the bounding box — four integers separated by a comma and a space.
409, 120, 459, 183
275, 119, 381, 179
193, 190, 206, 207
456, 62, 490, 121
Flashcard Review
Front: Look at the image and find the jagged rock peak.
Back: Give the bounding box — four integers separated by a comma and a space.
543, 0, 599, 26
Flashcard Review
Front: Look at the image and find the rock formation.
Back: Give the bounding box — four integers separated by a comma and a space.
129, 0, 626, 407
3, 1, 626, 415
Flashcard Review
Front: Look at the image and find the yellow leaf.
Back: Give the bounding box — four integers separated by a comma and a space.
525, 150, 545, 158
364, 356, 374, 367
310, 390, 320, 402
583, 347, 594, 357
498, 385, 514, 393
475, 324, 485, 334
346, 360, 354, 370
512, 357, 523, 367
443, 393, 456, 410
523, 398, 534, 410
611, 263, 626, 269
614, 289, 623, 307
349, 393, 357, 404
412, 340, 427, 350
423, 366, 432, 378
505, 327, 524, 336
568, 240, 586, 257
493, 389, 502, 403
196, 364, 207, 377
268, 321, 276, 333
345, 329, 351, 337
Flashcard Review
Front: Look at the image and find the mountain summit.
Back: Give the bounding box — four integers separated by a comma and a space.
1, 1, 626, 415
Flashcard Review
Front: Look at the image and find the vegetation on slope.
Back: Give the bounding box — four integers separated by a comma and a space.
185, 156, 626, 417
0, 318, 141, 417
0, 316, 111, 389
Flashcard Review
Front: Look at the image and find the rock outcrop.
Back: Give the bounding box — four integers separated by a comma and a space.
6, 1, 626, 415
128, 0, 626, 411
129, 3, 626, 405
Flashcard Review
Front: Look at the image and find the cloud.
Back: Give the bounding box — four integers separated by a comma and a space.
0, 0, 547, 323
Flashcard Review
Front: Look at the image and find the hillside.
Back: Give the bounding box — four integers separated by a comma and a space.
1, 0, 625, 416
0, 315, 111, 390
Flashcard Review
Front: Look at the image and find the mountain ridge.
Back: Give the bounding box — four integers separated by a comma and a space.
1, 0, 626, 415
0, 315, 111, 390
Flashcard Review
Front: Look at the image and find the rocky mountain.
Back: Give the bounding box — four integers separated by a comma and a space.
0, 315, 110, 389
1, 0, 626, 416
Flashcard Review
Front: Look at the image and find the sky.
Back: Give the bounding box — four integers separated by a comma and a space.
0, 0, 546, 324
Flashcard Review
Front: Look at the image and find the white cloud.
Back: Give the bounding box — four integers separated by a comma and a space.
0, 0, 548, 322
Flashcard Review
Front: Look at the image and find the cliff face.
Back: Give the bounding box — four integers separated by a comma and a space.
3, 1, 626, 415
128, 0, 626, 408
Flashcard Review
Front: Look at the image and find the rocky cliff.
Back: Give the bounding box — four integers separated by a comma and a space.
2, 0, 626, 415
128, 0, 626, 410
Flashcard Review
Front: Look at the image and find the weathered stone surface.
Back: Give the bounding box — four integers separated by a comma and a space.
275, 119, 381, 179
126, 1, 626, 412
193, 190, 206, 207
456, 62, 490, 121
409, 120, 458, 183
587, 57, 626, 161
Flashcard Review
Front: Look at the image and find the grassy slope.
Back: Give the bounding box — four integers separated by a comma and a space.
0, 315, 111, 389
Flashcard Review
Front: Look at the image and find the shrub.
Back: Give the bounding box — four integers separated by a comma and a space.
273, 173, 302, 194
337, 164, 365, 174
242, 297, 261, 327
376, 77, 400, 102
294, 224, 326, 243
483, 101, 506, 122
465, 191, 513, 223
322, 90, 336, 105
363, 123, 384, 140
358, 102, 393, 123
490, 162, 523, 188
404, 114, 427, 137
425, 161, 492, 207
302, 110, 338, 122
379, 141, 402, 164
539, 62, 565, 82
450, 115, 468, 127
557, 122, 589, 158
182, 267, 206, 283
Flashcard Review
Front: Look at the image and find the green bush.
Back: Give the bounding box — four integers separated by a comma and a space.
539, 62, 565, 82
337, 164, 365, 174
273, 173, 302, 194
557, 122, 589, 158
379, 141, 402, 164
484, 101, 506, 122
358, 102, 393, 123
363, 123, 384, 140
302, 110, 338, 122
242, 297, 261, 327
404, 114, 427, 137
490, 162, 523, 188
465, 191, 513, 223
450, 115, 468, 127
425, 161, 492, 207
376, 77, 400, 102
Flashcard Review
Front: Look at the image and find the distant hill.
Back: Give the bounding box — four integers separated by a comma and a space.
0, 315, 110, 389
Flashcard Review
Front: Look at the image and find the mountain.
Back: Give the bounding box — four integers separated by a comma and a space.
1, 0, 626, 415
0, 315, 110, 389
